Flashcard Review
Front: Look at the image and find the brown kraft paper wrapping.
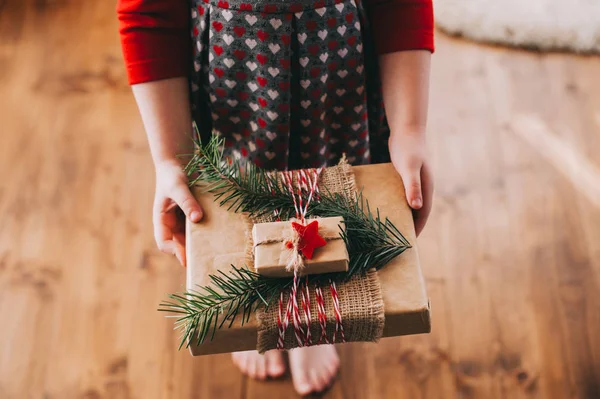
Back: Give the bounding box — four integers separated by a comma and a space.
186, 162, 431, 356
252, 216, 349, 278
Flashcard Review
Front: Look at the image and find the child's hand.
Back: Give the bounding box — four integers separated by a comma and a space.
153, 159, 204, 266
389, 133, 434, 237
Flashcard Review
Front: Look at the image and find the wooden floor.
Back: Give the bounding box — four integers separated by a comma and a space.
1, 1, 600, 398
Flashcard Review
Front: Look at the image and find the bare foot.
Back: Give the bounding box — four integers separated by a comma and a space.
231, 350, 286, 380
288, 345, 340, 395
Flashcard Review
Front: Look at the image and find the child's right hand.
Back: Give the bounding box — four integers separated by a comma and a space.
153, 159, 203, 267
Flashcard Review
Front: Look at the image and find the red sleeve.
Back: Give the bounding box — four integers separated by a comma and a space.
365, 0, 434, 54
117, 0, 191, 85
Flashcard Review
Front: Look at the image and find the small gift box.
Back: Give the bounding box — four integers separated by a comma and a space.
252, 216, 349, 278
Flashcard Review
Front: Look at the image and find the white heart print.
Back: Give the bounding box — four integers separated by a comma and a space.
245, 39, 257, 49
267, 111, 279, 121
223, 34, 234, 46
269, 43, 281, 54
270, 18, 282, 30
246, 61, 257, 71
245, 15, 257, 26
268, 90, 279, 100
249, 103, 259, 111
222, 10, 233, 21
225, 80, 237, 89
223, 58, 235, 68
268, 67, 280, 77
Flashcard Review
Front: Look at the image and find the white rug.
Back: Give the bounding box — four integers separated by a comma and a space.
434, 0, 600, 53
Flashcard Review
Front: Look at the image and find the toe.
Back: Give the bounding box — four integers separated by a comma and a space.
293, 372, 313, 396
310, 370, 328, 392
255, 356, 267, 380
266, 352, 286, 378
246, 356, 257, 378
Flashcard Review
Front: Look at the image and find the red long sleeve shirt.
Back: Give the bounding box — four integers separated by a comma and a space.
117, 0, 434, 85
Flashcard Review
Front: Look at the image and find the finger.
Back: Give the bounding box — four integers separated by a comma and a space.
413, 163, 434, 236
154, 215, 187, 267
170, 182, 204, 223
402, 165, 423, 210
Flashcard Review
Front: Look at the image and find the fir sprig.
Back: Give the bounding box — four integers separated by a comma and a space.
161, 133, 411, 349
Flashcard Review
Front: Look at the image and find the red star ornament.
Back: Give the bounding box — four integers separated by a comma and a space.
291, 220, 327, 259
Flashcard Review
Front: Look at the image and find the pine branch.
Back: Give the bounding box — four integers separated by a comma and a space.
159, 266, 290, 349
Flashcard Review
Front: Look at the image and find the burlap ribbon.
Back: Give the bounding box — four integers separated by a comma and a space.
245, 159, 385, 352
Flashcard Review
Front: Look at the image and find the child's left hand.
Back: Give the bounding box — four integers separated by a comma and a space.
389, 132, 434, 237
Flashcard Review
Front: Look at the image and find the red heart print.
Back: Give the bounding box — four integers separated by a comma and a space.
198, 5, 205, 15
285, 13, 293, 21
217, 1, 229, 8
241, 147, 249, 157
279, 81, 290, 91
214, 68, 225, 78
256, 138, 266, 148
327, 81, 336, 90
314, 0, 325, 8
311, 89, 321, 99
263, 4, 277, 13
254, 157, 264, 167
281, 34, 291, 46
308, 44, 319, 55
280, 59, 291, 69
242, 128, 251, 137
356, 147, 367, 156
193, 26, 199, 37
236, 71, 248, 81
306, 20, 317, 31
310, 67, 320, 78
212, 21, 223, 31
257, 30, 269, 41
361, 113, 368, 121
225, 139, 234, 148
240, 3, 252, 10
327, 62, 338, 71
234, 49, 246, 60
345, 13, 354, 23
277, 124, 288, 133
213, 45, 224, 56
256, 54, 268, 65
234, 26, 245, 37
238, 91, 249, 101
258, 118, 267, 128
240, 110, 251, 119
359, 130, 368, 139
328, 40, 339, 50
347, 58, 358, 68
327, 18, 336, 28
215, 88, 226, 97
257, 77, 268, 87
278, 103, 289, 112
348, 36, 357, 46
258, 97, 268, 107
311, 108, 321, 118
289, 3, 303, 13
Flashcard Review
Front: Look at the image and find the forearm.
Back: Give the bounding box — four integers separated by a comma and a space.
131, 77, 193, 167
379, 50, 431, 137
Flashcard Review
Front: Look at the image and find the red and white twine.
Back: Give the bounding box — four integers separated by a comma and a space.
274, 168, 346, 350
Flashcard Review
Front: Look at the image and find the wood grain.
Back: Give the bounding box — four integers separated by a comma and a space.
1, 1, 599, 398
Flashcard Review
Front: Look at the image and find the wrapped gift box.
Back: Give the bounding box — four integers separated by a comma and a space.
186, 163, 430, 356
252, 216, 349, 278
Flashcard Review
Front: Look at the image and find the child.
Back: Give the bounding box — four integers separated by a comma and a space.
118, 0, 434, 395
